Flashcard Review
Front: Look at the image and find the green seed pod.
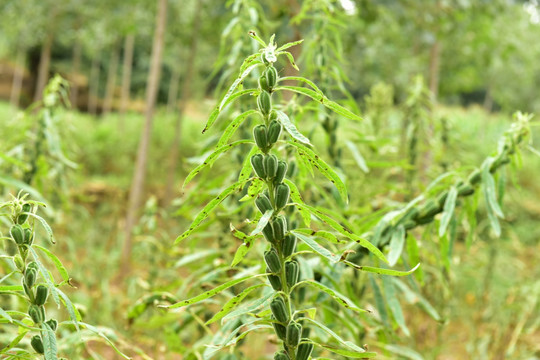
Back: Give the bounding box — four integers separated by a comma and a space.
267, 120, 282, 145
45, 318, 58, 331
272, 317, 287, 341
14, 255, 25, 271
436, 191, 449, 207
28, 304, 43, 324
403, 220, 416, 230
34, 285, 48, 306
273, 161, 288, 186
25, 268, 37, 288
265, 66, 278, 89
282, 234, 297, 258
418, 199, 440, 219
402, 207, 419, 222
274, 351, 290, 360
23, 228, 33, 245
265, 154, 278, 179
468, 169, 481, 185
270, 295, 289, 323
286, 161, 297, 178
264, 248, 281, 273
458, 183, 475, 196
261, 53, 270, 65
253, 124, 268, 151
286, 321, 302, 348
257, 91, 272, 115
271, 216, 287, 242
31, 335, 44, 354
269, 110, 278, 122
23, 283, 34, 301
285, 260, 300, 288
17, 204, 32, 224
296, 340, 314, 360
10, 224, 25, 245
258, 75, 270, 92
27, 261, 39, 272
255, 194, 273, 214
251, 154, 266, 179
262, 223, 275, 243
275, 183, 290, 209
267, 270, 282, 291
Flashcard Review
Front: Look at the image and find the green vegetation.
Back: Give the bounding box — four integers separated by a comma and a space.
1, 1, 540, 359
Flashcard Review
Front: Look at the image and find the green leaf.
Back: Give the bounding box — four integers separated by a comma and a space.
483, 158, 504, 218
274, 110, 311, 145
240, 178, 265, 202
34, 245, 69, 283
221, 291, 274, 322
276, 39, 304, 52
293, 228, 341, 244
66, 321, 132, 359
26, 213, 55, 244
216, 110, 260, 148
369, 276, 389, 327
249, 209, 273, 236
219, 64, 261, 111
276, 51, 299, 70
183, 140, 253, 189
342, 262, 420, 277
205, 284, 267, 325
293, 231, 340, 263
344, 140, 369, 173
275, 85, 362, 121
295, 203, 387, 263
439, 186, 458, 237
29, 247, 60, 306
230, 226, 256, 267
0, 307, 13, 323
288, 141, 348, 203
238, 146, 259, 184
283, 179, 310, 226
0, 330, 29, 354
382, 275, 410, 336
55, 287, 82, 330
203, 89, 257, 134
0, 285, 23, 292
175, 180, 248, 244
165, 274, 264, 309
42, 322, 58, 360
406, 234, 423, 284
387, 225, 405, 267
293, 280, 368, 314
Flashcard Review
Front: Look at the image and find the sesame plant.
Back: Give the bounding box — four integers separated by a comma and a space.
168, 33, 418, 359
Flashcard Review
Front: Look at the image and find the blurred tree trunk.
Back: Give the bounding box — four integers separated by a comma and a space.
119, 34, 135, 129
164, 0, 202, 205
10, 46, 26, 108
121, 0, 167, 277
166, 65, 180, 114
70, 39, 82, 108
33, 33, 53, 102
103, 40, 121, 115
428, 40, 440, 101
88, 50, 102, 115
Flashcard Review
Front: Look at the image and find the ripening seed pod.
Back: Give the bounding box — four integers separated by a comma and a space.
274, 351, 290, 360
265, 66, 278, 89
282, 234, 297, 258
257, 91, 272, 115
267, 120, 282, 145
264, 248, 281, 273
403, 220, 416, 230
253, 124, 268, 151
418, 199, 440, 219
286, 161, 297, 178
274, 161, 288, 186
27, 261, 39, 272
17, 203, 32, 224
23, 228, 33, 245
262, 223, 275, 243
14, 255, 24, 271
28, 304, 43, 324
296, 340, 314, 360
45, 318, 58, 331
267, 270, 282, 291
285, 260, 300, 288
31, 335, 44, 354
272, 317, 287, 340
10, 225, 25, 245
468, 169, 481, 185
271, 216, 287, 242
251, 154, 266, 178
458, 183, 475, 196
270, 295, 289, 323
264, 154, 278, 179
436, 191, 449, 207
275, 183, 290, 209
25, 268, 37, 288
34, 285, 48, 306
259, 75, 271, 92
255, 194, 273, 214
286, 321, 302, 348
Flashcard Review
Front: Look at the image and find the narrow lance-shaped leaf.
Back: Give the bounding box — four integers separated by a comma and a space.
387, 225, 406, 267
292, 279, 369, 314
183, 140, 253, 189
288, 141, 348, 203
341, 261, 420, 277
382, 275, 410, 336
176, 180, 248, 243
284, 179, 310, 226
203, 89, 258, 134
34, 244, 69, 283
439, 186, 458, 237
165, 274, 264, 309
216, 110, 259, 148
219, 64, 261, 111
345, 140, 369, 173
274, 110, 311, 145
276, 39, 304, 52
230, 225, 256, 267
482, 159, 504, 218
239, 177, 265, 202
293, 231, 341, 263
26, 212, 55, 244
205, 284, 267, 325
250, 210, 273, 236
42, 322, 58, 360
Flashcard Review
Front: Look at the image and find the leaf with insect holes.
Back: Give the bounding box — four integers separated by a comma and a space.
288, 141, 348, 203
165, 274, 265, 309
238, 147, 259, 184
230, 225, 257, 267
283, 179, 310, 226
293, 231, 340, 263
219, 64, 261, 111
216, 110, 260, 148
292, 280, 368, 314
176, 179, 248, 243
274, 110, 311, 145
276, 39, 304, 52
203, 89, 258, 134
239, 178, 265, 202
183, 140, 253, 189
205, 284, 267, 325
